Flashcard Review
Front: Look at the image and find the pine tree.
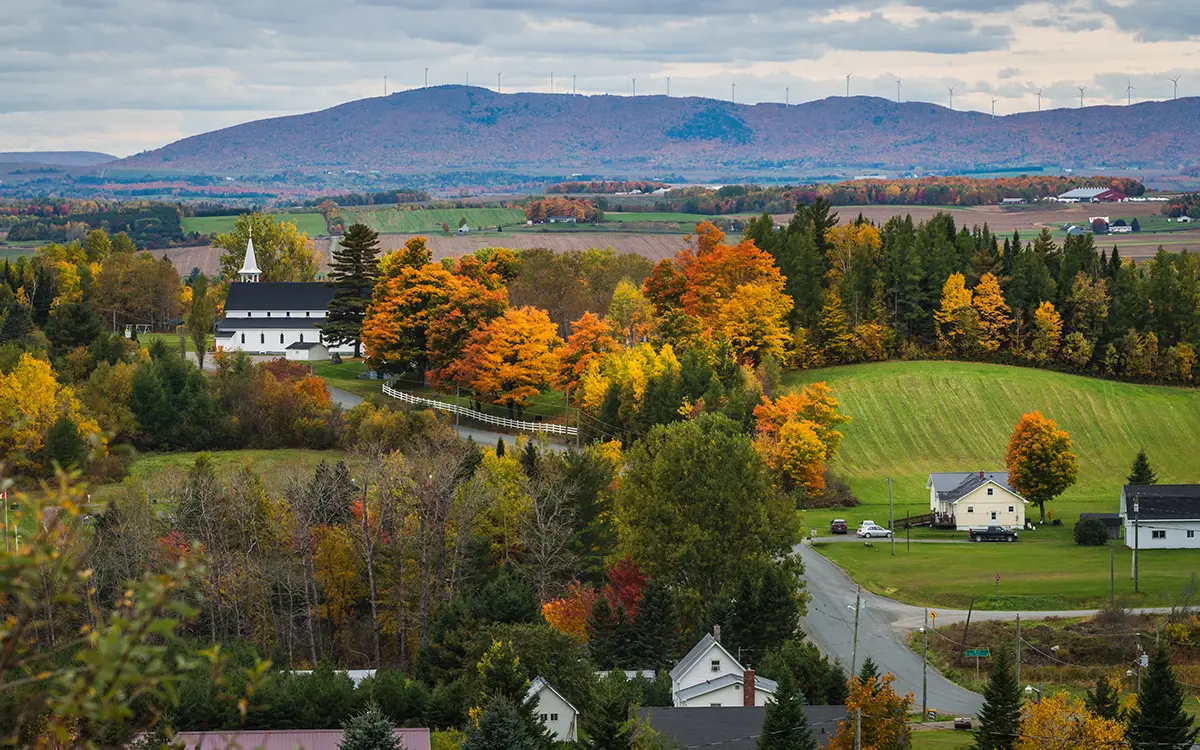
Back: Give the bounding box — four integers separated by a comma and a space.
30, 266, 55, 327
1127, 448, 1157, 485
817, 288, 852, 364
857, 655, 881, 691
974, 648, 1020, 750
463, 696, 547, 750
496, 437, 506, 457
585, 675, 635, 750
324, 223, 381, 357
339, 701, 401, 750
41, 416, 88, 474
1084, 675, 1121, 722
822, 662, 849, 706
519, 441, 540, 478
757, 670, 817, 750
631, 580, 677, 670
1127, 644, 1199, 750
0, 303, 33, 343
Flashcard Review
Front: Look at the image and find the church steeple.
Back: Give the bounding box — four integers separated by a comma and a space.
239, 225, 261, 283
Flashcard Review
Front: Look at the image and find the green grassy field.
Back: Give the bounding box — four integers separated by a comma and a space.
309, 360, 377, 399
602, 212, 727, 223
342, 207, 526, 234
91, 448, 348, 503
181, 213, 327, 237
785, 361, 1200, 518
136, 332, 213, 353
911, 731, 973, 750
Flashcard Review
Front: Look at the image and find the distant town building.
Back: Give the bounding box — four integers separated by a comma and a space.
1001, 197, 1027, 205
455, 224, 471, 235
1055, 187, 1126, 203
546, 215, 577, 224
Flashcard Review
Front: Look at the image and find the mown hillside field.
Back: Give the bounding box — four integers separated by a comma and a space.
181, 212, 327, 237
341, 206, 526, 233
785, 361, 1200, 518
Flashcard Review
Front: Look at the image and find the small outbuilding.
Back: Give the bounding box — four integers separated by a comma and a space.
285, 341, 330, 362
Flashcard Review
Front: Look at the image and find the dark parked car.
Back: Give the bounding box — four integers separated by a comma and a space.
830, 519, 849, 534
969, 526, 1019, 543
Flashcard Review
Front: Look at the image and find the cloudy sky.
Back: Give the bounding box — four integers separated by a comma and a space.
4, 0, 1198, 157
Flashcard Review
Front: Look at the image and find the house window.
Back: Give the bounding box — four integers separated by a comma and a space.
1008, 506, 1015, 513
967, 506, 974, 513
990, 511, 998, 521
550, 714, 559, 722
711, 659, 721, 673
1189, 530, 1196, 539
247, 311, 252, 317
540, 714, 548, 722
306, 311, 310, 317
1152, 530, 1166, 539
987, 488, 994, 496
240, 333, 245, 344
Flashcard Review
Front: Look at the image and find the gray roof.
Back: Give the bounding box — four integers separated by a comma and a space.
225, 281, 334, 312
638, 706, 846, 750
526, 676, 577, 714
673, 672, 778, 703
1122, 485, 1200, 520
671, 634, 726, 682
286, 341, 326, 350
928, 472, 1020, 504
1058, 187, 1117, 199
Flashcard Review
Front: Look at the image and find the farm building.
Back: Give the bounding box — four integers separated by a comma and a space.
1121, 485, 1200, 550
547, 215, 577, 224
1001, 197, 1027, 205
1055, 187, 1125, 203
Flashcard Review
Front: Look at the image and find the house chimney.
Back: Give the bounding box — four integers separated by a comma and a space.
713, 624, 721, 643
978, 470, 985, 479
743, 669, 755, 707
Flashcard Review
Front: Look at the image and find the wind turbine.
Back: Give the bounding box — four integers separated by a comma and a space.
424, 68, 429, 88
1169, 75, 1181, 100
573, 74, 577, 95
732, 82, 736, 103
666, 76, 671, 97
896, 78, 902, 103
1077, 85, 1087, 108
497, 73, 501, 94
1125, 79, 1135, 105
846, 73, 852, 97
550, 71, 554, 94
785, 86, 789, 106
991, 97, 998, 119
947, 85, 955, 110
1036, 87, 1044, 112
384, 75, 388, 97
631, 77, 636, 96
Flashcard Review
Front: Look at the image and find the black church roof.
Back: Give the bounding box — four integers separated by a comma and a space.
224, 282, 334, 312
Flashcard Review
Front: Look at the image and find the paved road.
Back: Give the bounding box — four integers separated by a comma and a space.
797, 541, 1176, 716
811, 536, 967, 544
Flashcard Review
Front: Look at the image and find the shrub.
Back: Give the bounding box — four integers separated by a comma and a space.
1074, 517, 1108, 546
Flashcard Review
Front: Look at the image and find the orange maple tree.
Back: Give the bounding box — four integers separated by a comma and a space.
426, 280, 509, 388
828, 673, 913, 750
361, 260, 464, 370
542, 581, 600, 641
556, 312, 622, 396
1006, 411, 1078, 524
456, 306, 563, 415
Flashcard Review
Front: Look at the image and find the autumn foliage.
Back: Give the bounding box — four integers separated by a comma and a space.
455, 306, 563, 412
1006, 411, 1078, 524
1015, 692, 1129, 750
753, 382, 850, 494
828, 673, 913, 750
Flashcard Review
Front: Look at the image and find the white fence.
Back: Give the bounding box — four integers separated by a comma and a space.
382, 381, 578, 437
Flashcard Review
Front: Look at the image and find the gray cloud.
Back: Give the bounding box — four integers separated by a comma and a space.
1094, 0, 1200, 41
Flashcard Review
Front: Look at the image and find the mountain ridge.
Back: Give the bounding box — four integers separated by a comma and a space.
1, 151, 117, 166
118, 86, 1200, 177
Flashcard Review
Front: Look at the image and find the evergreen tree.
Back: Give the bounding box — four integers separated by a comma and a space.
1084, 675, 1121, 722
631, 580, 677, 671
822, 662, 849, 706
1127, 448, 1157, 485
757, 670, 816, 750
339, 702, 401, 750
0, 303, 33, 343
44, 300, 102, 356
324, 222, 381, 357
1127, 644, 1199, 750
857, 655, 881, 690
463, 696, 547, 750
585, 674, 635, 750
30, 266, 55, 327
519, 441, 540, 478
817, 288, 852, 363
42, 415, 88, 473
973, 648, 1020, 750
496, 437, 506, 457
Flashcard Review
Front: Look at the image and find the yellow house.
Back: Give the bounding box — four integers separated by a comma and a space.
928, 471, 1028, 531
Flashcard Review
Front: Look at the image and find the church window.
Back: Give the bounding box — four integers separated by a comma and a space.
280, 334, 284, 344
267, 311, 271, 317
260, 334, 264, 344
240, 333, 245, 344
286, 311, 291, 317
306, 311, 310, 317
300, 333, 305, 343
247, 311, 252, 318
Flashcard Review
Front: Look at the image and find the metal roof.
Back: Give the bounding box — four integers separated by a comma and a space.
171, 729, 431, 750
216, 317, 326, 331
639, 706, 845, 750
526, 676, 578, 714
673, 672, 778, 703
1058, 187, 1117, 199
225, 282, 335, 312
1121, 485, 1200, 520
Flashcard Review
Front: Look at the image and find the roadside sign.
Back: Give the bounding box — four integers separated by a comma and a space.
965, 649, 991, 658
995, 573, 1000, 582
930, 611, 937, 620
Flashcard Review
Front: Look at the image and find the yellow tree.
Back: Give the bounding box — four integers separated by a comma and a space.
213, 213, 320, 282
556, 312, 622, 397
757, 417, 827, 494
754, 382, 850, 457
457, 306, 563, 416
0, 353, 104, 475
829, 673, 913, 750
935, 273, 973, 348
607, 279, 654, 346
973, 272, 1013, 352
718, 281, 793, 366
1015, 692, 1129, 750
1030, 300, 1063, 363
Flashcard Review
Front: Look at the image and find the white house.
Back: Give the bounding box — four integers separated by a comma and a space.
1121, 485, 1200, 550
669, 629, 777, 708
927, 472, 1028, 530
213, 235, 353, 358
527, 676, 578, 742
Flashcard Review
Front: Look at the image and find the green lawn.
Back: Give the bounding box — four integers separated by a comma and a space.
136, 332, 213, 353
816, 538, 1200, 609
309, 360, 379, 399
91, 448, 348, 503
342, 207, 526, 234
181, 213, 328, 237
911, 731, 973, 750
784, 361, 1200, 519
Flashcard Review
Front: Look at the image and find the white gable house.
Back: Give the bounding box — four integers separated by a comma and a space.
928, 471, 1027, 531
1121, 485, 1200, 550
527, 676, 578, 742
213, 236, 353, 358
669, 631, 777, 708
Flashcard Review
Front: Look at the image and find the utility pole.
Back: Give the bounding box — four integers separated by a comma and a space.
851, 586, 862, 674
907, 508, 911, 551
455, 386, 460, 428
1015, 613, 1022, 690
1134, 496, 1140, 593
564, 387, 569, 442
921, 609, 929, 719
889, 478, 895, 556
854, 707, 862, 750
1110, 541, 1115, 608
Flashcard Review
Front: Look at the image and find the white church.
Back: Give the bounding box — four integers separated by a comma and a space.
213, 235, 353, 361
